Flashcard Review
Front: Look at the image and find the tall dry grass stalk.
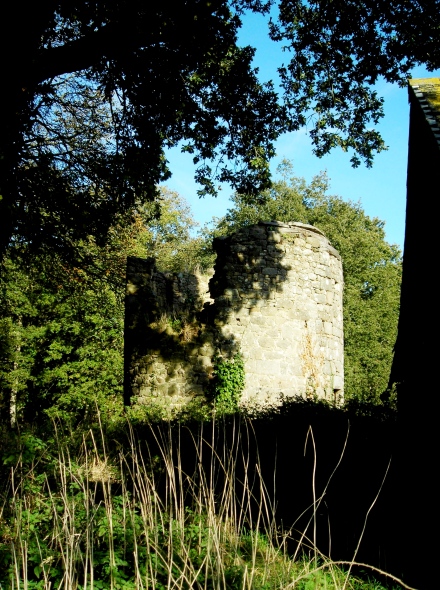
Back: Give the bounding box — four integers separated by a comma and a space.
0, 418, 412, 589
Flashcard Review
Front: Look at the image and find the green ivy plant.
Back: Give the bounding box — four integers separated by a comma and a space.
210, 353, 245, 415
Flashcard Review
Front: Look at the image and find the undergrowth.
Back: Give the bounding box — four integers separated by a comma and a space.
0, 419, 407, 589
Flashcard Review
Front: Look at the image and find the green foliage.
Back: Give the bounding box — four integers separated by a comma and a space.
209, 353, 245, 415
0, 187, 214, 428
168, 317, 183, 333
143, 187, 212, 273
272, 0, 440, 167
0, 225, 140, 427
127, 393, 214, 424
0, 424, 398, 590
4, 0, 439, 260
205, 161, 401, 403
0, 250, 126, 427
1, 2, 287, 258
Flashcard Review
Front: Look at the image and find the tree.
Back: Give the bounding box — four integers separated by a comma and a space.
270, 0, 440, 165
0, 0, 288, 260
5, 0, 439, 262
205, 161, 402, 403
0, 187, 207, 427
143, 187, 212, 273
0, 239, 135, 428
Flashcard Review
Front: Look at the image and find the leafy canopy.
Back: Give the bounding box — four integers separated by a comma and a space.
2, 0, 440, 257
0, 0, 284, 257
271, 0, 440, 166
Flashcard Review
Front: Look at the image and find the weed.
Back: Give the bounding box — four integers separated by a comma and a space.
168, 316, 183, 333
0, 419, 410, 590
209, 353, 245, 415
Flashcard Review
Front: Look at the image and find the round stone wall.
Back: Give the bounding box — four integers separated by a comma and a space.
125, 221, 344, 412
209, 221, 344, 408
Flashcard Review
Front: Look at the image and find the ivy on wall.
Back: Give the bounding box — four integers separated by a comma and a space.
209, 353, 245, 415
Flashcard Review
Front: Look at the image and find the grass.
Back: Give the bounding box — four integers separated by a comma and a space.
0, 417, 410, 590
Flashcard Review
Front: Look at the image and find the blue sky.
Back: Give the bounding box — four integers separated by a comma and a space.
164, 11, 439, 250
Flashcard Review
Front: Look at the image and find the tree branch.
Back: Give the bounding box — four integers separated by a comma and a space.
30, 24, 150, 85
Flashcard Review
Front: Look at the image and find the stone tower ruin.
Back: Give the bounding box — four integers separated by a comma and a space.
125, 221, 344, 412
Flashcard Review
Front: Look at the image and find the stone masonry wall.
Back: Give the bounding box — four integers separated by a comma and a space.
125, 221, 344, 412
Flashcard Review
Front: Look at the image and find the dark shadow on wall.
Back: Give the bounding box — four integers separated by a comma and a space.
124, 257, 221, 406
124, 221, 343, 409
124, 223, 295, 407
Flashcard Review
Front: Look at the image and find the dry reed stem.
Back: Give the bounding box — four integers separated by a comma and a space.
2, 417, 403, 590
